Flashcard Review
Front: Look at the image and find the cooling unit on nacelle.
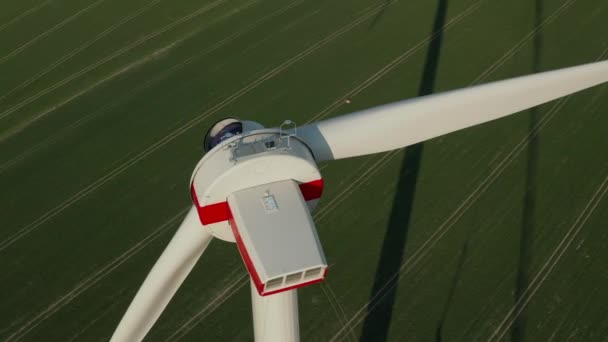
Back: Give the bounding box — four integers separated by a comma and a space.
229, 180, 327, 295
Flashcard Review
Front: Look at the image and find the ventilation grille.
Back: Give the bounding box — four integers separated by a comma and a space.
303, 267, 322, 281
263, 267, 325, 293
265, 277, 284, 291
285, 272, 303, 286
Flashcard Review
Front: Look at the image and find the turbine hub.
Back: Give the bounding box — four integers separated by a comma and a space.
190, 129, 323, 242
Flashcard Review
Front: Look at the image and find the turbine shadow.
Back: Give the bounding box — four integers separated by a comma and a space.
512, 1, 543, 341
436, 241, 468, 342
359, 0, 448, 340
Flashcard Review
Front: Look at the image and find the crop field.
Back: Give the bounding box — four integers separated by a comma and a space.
1, 0, 607, 341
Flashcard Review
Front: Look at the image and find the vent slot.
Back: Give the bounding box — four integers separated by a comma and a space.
266, 277, 284, 291
285, 272, 303, 286
303, 267, 322, 281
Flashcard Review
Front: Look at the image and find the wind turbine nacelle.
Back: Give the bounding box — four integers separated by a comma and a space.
229, 179, 327, 295
190, 123, 328, 295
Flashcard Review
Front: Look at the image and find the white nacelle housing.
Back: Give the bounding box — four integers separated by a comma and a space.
228, 180, 327, 296
189, 128, 327, 295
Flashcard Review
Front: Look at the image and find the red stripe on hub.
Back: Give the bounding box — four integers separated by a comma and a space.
199, 202, 230, 225
191, 179, 323, 226
191, 185, 230, 226
299, 179, 324, 200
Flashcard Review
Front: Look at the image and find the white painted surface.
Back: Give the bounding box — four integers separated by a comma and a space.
229, 180, 327, 289
190, 131, 321, 242
298, 60, 608, 161
110, 206, 212, 342
251, 280, 299, 342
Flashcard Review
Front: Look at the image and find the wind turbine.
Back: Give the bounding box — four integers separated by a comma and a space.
110, 59, 608, 342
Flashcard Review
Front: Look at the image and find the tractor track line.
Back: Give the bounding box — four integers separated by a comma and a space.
0, 57, 187, 171
52, 2, 479, 336
292, 2, 485, 334
156, 2, 487, 336
442, 84, 607, 340
156, 0, 306, 86
131, 6, 397, 337
0, 0, 304, 173
329, 94, 571, 341
288, 0, 485, 228
316, 151, 400, 222
0, 1, 532, 336
306, 0, 483, 124
163, 0, 579, 337
0, 82, 150, 174
87, 2, 600, 339
0, 0, 164, 104
0, 0, 387, 253
489, 172, 608, 342
65, 299, 123, 342
0, 0, 53, 34
95, 4, 408, 337
321, 282, 358, 342
310, 0, 485, 222
298, 0, 484, 224
0, 2, 364, 337
163, 150, 399, 339
0, 0, 109, 65
0, 0, 576, 340
6, 145, 389, 339
487, 55, 608, 340
0, 0, 260, 143
329, 9, 586, 338
0, 0, 229, 122
333, 46, 601, 340
3, 208, 189, 342
0, 55, 157, 143
471, 0, 578, 85
164, 272, 250, 342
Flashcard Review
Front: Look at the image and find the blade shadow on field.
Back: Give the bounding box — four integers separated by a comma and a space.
359, 0, 448, 340
436, 241, 468, 342
512, 0, 543, 341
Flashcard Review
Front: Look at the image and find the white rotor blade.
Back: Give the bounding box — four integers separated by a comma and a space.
298, 60, 608, 161
111, 206, 212, 342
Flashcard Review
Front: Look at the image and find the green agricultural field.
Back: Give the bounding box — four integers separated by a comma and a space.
1, 0, 607, 340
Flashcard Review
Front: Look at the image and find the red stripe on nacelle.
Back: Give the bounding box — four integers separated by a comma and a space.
227, 205, 265, 294
191, 179, 323, 226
